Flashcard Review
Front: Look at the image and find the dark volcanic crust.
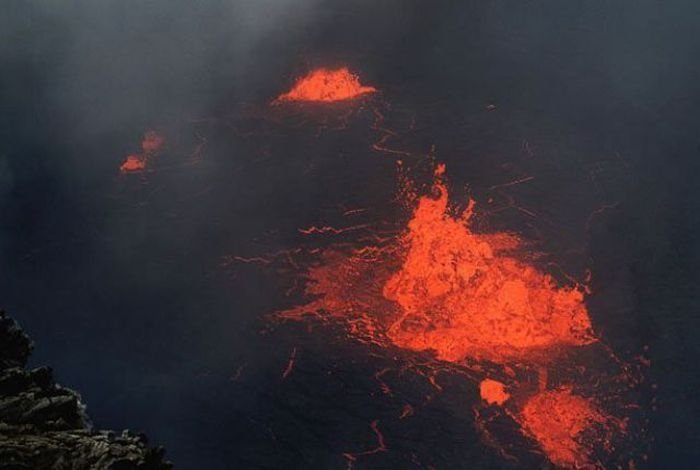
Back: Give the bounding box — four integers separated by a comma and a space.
0, 310, 171, 470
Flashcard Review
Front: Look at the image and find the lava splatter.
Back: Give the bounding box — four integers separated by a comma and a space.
276, 67, 376, 103
273, 163, 640, 468
279, 165, 594, 364
119, 130, 165, 173
382, 164, 595, 363
519, 388, 615, 468
480, 379, 509, 406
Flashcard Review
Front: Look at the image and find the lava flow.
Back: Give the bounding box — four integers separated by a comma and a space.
520, 388, 614, 468
480, 379, 510, 406
119, 130, 165, 173
281, 164, 595, 364
383, 164, 595, 363
275, 67, 376, 103
119, 155, 146, 172
273, 163, 641, 468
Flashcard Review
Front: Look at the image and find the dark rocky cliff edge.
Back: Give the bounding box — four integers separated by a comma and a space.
0, 310, 171, 469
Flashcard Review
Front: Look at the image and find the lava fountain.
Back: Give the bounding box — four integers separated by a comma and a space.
275, 67, 376, 103
382, 164, 595, 363
280, 164, 595, 364
274, 163, 639, 468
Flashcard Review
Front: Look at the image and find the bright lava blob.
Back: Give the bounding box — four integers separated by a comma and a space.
119, 154, 145, 172
520, 389, 611, 468
276, 67, 376, 103
480, 379, 510, 406
383, 164, 595, 363
119, 130, 165, 173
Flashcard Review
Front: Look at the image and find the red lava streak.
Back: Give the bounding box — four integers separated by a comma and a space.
276, 67, 376, 103
343, 419, 387, 468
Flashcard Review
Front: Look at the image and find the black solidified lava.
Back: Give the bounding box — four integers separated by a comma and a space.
0, 310, 171, 470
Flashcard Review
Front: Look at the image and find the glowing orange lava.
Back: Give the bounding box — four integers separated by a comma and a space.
520, 389, 611, 468
119, 154, 145, 172
120, 130, 165, 173
480, 379, 509, 405
383, 165, 595, 362
272, 163, 638, 468
276, 67, 376, 103
281, 164, 595, 363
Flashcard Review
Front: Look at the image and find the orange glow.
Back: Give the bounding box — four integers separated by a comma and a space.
273, 164, 637, 467
276, 67, 376, 103
382, 165, 595, 362
119, 154, 145, 172
520, 389, 609, 468
479, 379, 509, 405
120, 130, 165, 173
141, 130, 165, 154
279, 164, 595, 364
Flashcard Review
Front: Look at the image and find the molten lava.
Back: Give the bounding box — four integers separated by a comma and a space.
140, 130, 165, 154
276, 67, 376, 103
271, 163, 638, 468
119, 155, 145, 172
383, 164, 595, 362
120, 130, 165, 173
480, 379, 509, 405
282, 164, 595, 364
520, 389, 610, 468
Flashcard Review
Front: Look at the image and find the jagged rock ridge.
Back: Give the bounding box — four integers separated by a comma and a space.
0, 310, 171, 469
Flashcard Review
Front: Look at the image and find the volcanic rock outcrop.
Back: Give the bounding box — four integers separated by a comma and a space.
0, 310, 171, 470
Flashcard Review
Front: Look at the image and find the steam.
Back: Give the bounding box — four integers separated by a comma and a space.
11, 1, 321, 136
